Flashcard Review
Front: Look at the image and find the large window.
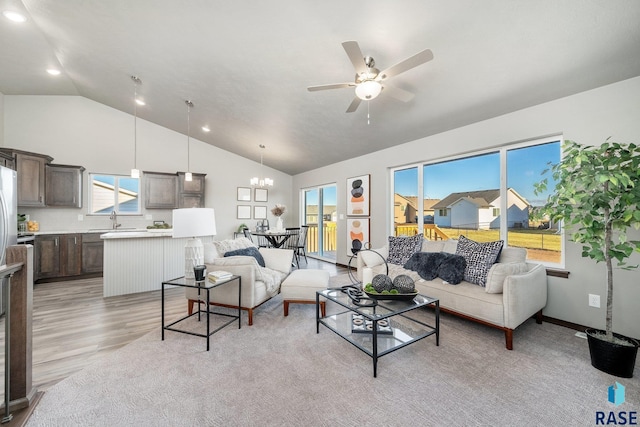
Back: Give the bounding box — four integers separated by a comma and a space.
89, 174, 140, 215
302, 184, 337, 261
391, 136, 562, 266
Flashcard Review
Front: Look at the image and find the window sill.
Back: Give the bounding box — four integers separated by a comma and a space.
546, 268, 569, 278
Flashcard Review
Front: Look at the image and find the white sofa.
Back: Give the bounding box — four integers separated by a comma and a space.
186, 238, 293, 325
357, 238, 548, 349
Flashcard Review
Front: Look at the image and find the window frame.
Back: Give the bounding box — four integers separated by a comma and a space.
389, 134, 564, 268
88, 173, 141, 216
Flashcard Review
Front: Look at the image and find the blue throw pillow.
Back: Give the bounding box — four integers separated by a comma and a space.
224, 247, 265, 267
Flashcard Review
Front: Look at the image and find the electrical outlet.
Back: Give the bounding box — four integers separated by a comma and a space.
589, 294, 601, 308
77, 214, 83, 221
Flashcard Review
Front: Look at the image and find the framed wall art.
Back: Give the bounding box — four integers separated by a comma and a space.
237, 205, 251, 219
254, 206, 267, 219
255, 188, 268, 202
346, 217, 369, 254
237, 187, 251, 202
346, 174, 370, 216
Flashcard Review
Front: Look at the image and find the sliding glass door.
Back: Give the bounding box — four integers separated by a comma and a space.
302, 184, 336, 261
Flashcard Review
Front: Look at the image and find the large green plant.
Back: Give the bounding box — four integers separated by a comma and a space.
535, 139, 640, 341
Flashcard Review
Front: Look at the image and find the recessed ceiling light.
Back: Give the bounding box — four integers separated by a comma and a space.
135, 98, 145, 106
3, 11, 27, 22
202, 126, 210, 132
46, 69, 61, 76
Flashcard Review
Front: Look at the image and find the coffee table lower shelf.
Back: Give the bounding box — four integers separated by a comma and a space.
316, 289, 439, 377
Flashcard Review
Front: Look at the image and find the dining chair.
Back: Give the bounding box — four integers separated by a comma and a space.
295, 225, 309, 266
283, 227, 300, 267
243, 228, 269, 248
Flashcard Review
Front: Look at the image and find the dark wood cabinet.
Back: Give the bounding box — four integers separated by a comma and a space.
62, 234, 82, 277
177, 172, 206, 208
144, 172, 179, 209
0, 151, 15, 170
45, 164, 85, 208
0, 149, 53, 207
35, 233, 102, 281
81, 233, 104, 274
35, 234, 62, 280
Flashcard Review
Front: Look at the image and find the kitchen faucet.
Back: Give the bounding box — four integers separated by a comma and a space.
109, 211, 121, 229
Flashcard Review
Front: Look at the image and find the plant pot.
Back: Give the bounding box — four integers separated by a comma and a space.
586, 328, 639, 378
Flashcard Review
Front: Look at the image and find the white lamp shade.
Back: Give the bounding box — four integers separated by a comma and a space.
355, 80, 382, 100
172, 208, 217, 238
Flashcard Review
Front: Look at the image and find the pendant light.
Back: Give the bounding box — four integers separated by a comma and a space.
130, 76, 142, 178
250, 144, 274, 187
185, 100, 193, 182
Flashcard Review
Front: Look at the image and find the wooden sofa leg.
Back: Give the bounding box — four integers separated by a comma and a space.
248, 308, 254, 326
187, 299, 195, 315
505, 329, 514, 350
535, 309, 543, 324
284, 301, 290, 316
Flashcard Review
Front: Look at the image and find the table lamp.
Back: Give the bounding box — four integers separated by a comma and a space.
172, 208, 217, 279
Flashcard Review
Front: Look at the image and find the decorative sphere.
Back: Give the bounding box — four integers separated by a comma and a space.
372, 274, 393, 293
393, 275, 416, 293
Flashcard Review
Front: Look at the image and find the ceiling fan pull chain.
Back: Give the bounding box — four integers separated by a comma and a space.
367, 101, 371, 125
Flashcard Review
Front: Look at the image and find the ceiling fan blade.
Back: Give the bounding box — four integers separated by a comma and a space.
307, 82, 354, 92
382, 84, 415, 102
377, 49, 434, 80
346, 96, 362, 113
342, 41, 367, 75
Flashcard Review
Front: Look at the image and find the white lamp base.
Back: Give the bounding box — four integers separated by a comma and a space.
184, 237, 204, 279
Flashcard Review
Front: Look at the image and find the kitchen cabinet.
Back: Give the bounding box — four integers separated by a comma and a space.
45, 164, 85, 208
0, 149, 53, 207
35, 234, 62, 280
0, 151, 15, 170
144, 172, 178, 209
81, 233, 104, 274
35, 233, 88, 281
177, 172, 206, 208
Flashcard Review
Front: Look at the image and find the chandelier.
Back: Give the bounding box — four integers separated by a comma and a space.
250, 144, 273, 187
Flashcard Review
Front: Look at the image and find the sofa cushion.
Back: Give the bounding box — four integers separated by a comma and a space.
436, 254, 467, 285
225, 247, 265, 267
455, 236, 504, 287
404, 252, 450, 280
485, 262, 528, 294
360, 247, 388, 268
387, 234, 423, 265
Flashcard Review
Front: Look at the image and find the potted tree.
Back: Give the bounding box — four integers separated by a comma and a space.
535, 139, 640, 377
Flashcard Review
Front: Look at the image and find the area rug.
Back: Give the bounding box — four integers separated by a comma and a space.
26, 276, 639, 426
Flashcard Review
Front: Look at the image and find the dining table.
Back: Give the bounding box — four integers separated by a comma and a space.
252, 231, 294, 249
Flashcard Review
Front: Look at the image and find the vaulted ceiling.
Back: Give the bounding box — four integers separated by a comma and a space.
2, 1, 640, 174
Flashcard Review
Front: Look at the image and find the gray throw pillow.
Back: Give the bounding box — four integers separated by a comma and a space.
387, 234, 423, 265
224, 247, 265, 267
455, 235, 504, 286
404, 252, 450, 280
437, 254, 467, 285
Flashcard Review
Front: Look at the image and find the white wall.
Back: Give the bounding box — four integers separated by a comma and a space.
3, 95, 293, 239
293, 76, 640, 339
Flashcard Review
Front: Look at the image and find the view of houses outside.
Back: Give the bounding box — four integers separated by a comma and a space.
394, 141, 561, 264
90, 174, 140, 214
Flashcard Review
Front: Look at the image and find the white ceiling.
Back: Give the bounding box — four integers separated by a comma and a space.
2, 0, 640, 175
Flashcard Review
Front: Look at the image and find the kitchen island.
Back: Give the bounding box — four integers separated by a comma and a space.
101, 230, 213, 297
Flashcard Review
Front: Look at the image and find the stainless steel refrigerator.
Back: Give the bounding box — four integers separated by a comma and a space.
0, 165, 18, 317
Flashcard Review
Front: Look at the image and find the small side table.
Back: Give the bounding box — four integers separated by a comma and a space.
162, 275, 241, 351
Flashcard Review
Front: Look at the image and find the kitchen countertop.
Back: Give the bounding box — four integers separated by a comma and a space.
31, 229, 174, 238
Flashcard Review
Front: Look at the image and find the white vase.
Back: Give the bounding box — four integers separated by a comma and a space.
276, 217, 284, 231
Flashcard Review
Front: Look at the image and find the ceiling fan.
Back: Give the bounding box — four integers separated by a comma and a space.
307, 41, 434, 113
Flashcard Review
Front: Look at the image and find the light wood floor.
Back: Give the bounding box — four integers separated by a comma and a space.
1, 258, 347, 395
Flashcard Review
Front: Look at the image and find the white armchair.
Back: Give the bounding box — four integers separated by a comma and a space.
186, 239, 293, 325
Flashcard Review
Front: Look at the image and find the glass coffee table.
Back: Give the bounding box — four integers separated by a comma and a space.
316, 288, 439, 377
162, 275, 241, 351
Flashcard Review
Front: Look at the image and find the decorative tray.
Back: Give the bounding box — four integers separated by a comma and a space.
364, 291, 418, 301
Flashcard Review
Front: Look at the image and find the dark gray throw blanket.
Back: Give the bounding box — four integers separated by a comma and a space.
404, 252, 467, 284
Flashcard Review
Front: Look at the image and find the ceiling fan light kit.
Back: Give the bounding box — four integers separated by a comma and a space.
307, 41, 433, 113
